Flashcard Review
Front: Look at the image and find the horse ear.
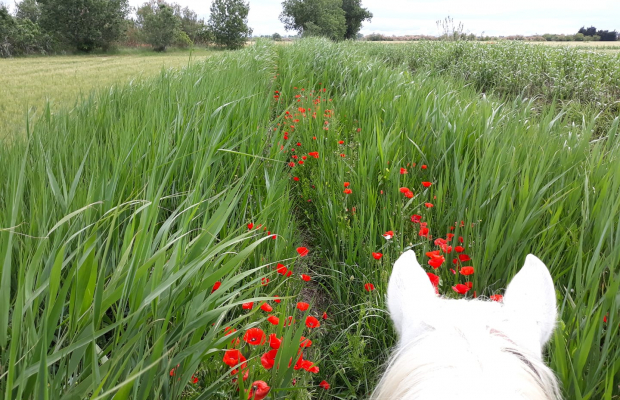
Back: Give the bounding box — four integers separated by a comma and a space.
387, 250, 437, 342
503, 254, 557, 350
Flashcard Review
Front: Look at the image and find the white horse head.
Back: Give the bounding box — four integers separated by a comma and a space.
372, 250, 562, 399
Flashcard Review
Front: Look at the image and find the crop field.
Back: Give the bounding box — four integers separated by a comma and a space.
0, 39, 619, 399
0, 48, 219, 139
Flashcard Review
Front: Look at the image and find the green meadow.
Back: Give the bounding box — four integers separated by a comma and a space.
1, 39, 618, 399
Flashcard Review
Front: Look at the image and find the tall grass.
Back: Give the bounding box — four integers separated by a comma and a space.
0, 41, 311, 398
2, 38, 619, 399
274, 39, 620, 399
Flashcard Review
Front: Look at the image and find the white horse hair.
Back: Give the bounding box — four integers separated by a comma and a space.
371, 251, 562, 400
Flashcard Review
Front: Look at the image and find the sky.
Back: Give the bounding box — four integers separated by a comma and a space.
126, 0, 619, 37
3, 0, 618, 37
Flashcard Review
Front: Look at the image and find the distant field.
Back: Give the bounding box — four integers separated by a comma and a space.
368, 40, 620, 52
0, 48, 220, 138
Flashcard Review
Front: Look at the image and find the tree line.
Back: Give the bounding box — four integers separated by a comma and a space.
0, 0, 374, 57
0, 0, 255, 57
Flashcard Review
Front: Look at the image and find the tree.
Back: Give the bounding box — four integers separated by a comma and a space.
38, 0, 129, 51
15, 0, 41, 23
272, 32, 281, 41
279, 0, 346, 40
137, 1, 180, 51
341, 0, 371, 39
208, 0, 252, 49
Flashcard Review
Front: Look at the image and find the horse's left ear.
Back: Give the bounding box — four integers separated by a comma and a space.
387, 250, 437, 343
503, 254, 557, 349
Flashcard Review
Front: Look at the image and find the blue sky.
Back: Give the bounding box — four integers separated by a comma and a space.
135, 0, 618, 37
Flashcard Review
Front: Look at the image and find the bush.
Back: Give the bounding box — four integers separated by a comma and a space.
174, 29, 193, 48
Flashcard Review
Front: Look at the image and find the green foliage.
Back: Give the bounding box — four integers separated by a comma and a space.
208, 0, 252, 50
0, 4, 52, 57
15, 0, 41, 23
341, 0, 371, 39
38, 0, 129, 51
0, 41, 307, 398
272, 32, 282, 41
174, 29, 192, 48
279, 0, 346, 40
137, 1, 180, 51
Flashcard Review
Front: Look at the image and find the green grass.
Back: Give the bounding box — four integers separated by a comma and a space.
1, 39, 619, 399
0, 48, 220, 138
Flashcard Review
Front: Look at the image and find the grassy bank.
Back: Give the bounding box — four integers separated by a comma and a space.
1, 39, 619, 399
0, 48, 219, 138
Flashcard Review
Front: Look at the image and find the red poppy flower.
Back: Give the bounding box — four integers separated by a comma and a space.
299, 336, 312, 347
293, 176, 299, 181
383, 231, 394, 240
224, 326, 236, 336
292, 155, 298, 160
267, 315, 279, 325
243, 328, 266, 346
427, 272, 440, 287
322, 311, 328, 320
450, 268, 456, 274
424, 202, 434, 208
301, 274, 311, 282
434, 238, 447, 246
421, 164, 427, 169
455, 246, 465, 253
274, 295, 281, 303
248, 381, 270, 400
400, 168, 408, 174
247, 223, 254, 230
464, 281, 473, 289
411, 214, 422, 223
458, 236, 464, 243
319, 380, 330, 390
298, 160, 304, 165
426, 250, 441, 258
242, 302, 254, 310
211, 281, 221, 293
344, 182, 350, 187
364, 283, 375, 292
344, 189, 352, 194
288, 162, 295, 167
419, 227, 429, 237
458, 254, 471, 262
356, 128, 361, 132
372, 252, 383, 260
285, 269, 292, 277
460, 266, 475, 276
446, 233, 455, 240
223, 349, 247, 368
170, 368, 175, 377
440, 244, 452, 253
404, 190, 414, 198
452, 284, 470, 295
421, 182, 432, 187
297, 247, 309, 257
305, 316, 320, 328
308, 151, 319, 158
399, 187, 410, 194
191, 374, 198, 384
261, 277, 269, 286
297, 302, 310, 311
490, 294, 504, 302
312, 136, 317, 140
260, 349, 278, 370
428, 256, 445, 269
340, 153, 346, 157
260, 303, 273, 312
269, 333, 281, 349
276, 263, 288, 275
338, 140, 344, 144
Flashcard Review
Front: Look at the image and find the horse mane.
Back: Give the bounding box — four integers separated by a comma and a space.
371, 322, 562, 400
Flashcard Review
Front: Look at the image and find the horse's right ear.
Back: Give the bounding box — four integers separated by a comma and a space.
387, 250, 437, 342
